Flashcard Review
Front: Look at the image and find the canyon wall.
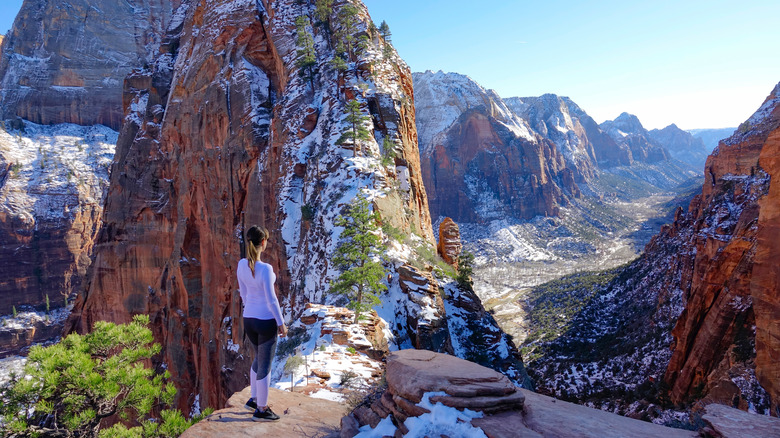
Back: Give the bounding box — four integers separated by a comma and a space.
0, 122, 116, 315
414, 71, 579, 223
0, 0, 178, 315
0, 0, 179, 130
663, 82, 780, 414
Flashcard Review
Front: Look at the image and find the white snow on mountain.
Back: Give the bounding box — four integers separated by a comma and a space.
0, 121, 117, 226
413, 71, 534, 156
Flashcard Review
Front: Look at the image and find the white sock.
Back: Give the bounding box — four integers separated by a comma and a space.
257, 375, 270, 408
250, 368, 258, 400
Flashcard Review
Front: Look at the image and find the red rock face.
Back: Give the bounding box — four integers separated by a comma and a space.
436, 218, 461, 268
66, 0, 437, 412
67, 0, 289, 412
662, 83, 780, 414
422, 109, 578, 222
751, 103, 780, 413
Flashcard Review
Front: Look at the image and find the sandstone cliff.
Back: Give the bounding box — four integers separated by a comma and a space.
414, 71, 579, 222
64, 0, 523, 414
0, 121, 116, 315
663, 81, 780, 414
0, 0, 179, 130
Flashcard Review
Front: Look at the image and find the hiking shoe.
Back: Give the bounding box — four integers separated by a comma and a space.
244, 398, 257, 411
252, 407, 280, 421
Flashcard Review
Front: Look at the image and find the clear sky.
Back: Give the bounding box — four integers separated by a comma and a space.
0, 1, 22, 36
364, 0, 780, 130
2, 1, 778, 130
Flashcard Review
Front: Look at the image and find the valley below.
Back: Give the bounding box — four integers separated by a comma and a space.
465, 181, 696, 346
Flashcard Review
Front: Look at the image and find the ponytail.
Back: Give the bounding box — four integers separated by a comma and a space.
246, 225, 269, 277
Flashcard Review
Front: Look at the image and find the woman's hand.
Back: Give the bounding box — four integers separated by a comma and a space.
278, 323, 287, 337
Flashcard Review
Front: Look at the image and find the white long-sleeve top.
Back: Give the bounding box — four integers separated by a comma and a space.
236, 258, 284, 325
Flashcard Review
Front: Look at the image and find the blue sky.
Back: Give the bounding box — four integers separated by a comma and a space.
2, 1, 778, 129
364, 0, 780, 130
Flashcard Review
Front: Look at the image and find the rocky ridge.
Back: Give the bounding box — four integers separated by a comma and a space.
60, 0, 528, 414
664, 81, 780, 414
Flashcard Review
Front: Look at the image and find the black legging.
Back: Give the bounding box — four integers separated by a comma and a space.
244, 318, 278, 380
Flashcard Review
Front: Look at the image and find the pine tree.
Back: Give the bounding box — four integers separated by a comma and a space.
378, 20, 391, 42
379, 20, 393, 59
0, 315, 211, 437
314, 0, 333, 27
294, 15, 317, 87
334, 3, 360, 61
456, 250, 475, 290
381, 136, 396, 167
336, 99, 372, 157
332, 193, 387, 324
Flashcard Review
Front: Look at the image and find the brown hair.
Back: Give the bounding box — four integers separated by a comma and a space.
246, 225, 269, 277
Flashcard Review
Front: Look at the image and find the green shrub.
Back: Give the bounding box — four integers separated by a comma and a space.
0, 315, 208, 438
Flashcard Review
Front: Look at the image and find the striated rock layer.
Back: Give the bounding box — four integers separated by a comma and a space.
0, 0, 180, 130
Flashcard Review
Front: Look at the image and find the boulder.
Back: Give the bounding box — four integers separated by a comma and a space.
701, 403, 780, 438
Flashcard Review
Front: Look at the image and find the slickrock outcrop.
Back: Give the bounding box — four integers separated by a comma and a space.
0, 0, 178, 130
414, 71, 578, 222
0, 122, 116, 314
662, 82, 780, 414
436, 217, 461, 268
341, 349, 698, 438
701, 403, 780, 438
181, 386, 341, 438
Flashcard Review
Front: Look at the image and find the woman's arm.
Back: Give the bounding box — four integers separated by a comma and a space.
237, 264, 248, 303
261, 264, 285, 326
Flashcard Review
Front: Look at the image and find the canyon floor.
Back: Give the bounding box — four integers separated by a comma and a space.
464, 189, 692, 345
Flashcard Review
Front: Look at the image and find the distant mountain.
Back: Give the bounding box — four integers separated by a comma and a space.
688, 127, 736, 152
504, 94, 598, 182
649, 123, 709, 169
414, 71, 579, 222
600, 112, 671, 164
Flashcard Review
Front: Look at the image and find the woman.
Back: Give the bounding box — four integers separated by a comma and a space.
237, 225, 287, 421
